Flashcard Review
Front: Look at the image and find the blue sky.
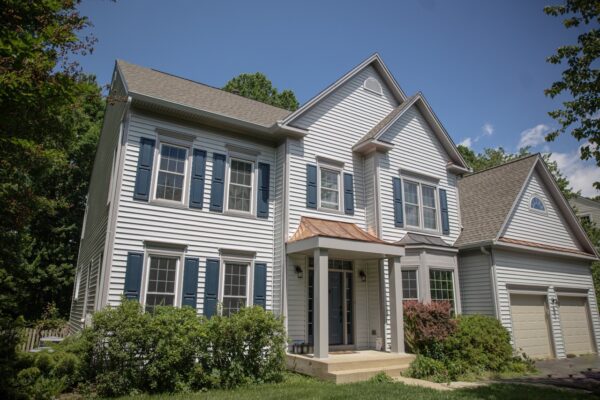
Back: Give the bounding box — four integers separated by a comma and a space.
75, 0, 598, 196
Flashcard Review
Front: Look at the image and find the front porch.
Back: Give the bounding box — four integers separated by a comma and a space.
286, 350, 416, 383
285, 217, 407, 360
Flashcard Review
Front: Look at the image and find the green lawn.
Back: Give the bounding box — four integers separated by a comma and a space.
115, 373, 595, 400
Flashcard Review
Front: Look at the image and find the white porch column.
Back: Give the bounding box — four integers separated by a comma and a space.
388, 256, 405, 353
314, 248, 329, 359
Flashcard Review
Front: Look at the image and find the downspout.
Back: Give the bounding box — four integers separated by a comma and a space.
481, 246, 500, 319
281, 138, 290, 329
99, 97, 132, 309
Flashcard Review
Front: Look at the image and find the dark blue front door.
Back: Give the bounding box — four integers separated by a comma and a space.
329, 271, 343, 345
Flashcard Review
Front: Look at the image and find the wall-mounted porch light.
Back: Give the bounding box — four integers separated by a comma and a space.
295, 265, 303, 279
359, 270, 366, 282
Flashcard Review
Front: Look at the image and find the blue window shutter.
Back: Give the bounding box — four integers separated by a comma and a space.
257, 163, 270, 218
124, 252, 144, 301
253, 263, 267, 309
392, 177, 404, 228
209, 153, 226, 212
182, 258, 199, 309
440, 188, 450, 235
203, 258, 220, 318
306, 164, 317, 209
133, 138, 155, 201
344, 173, 354, 215
189, 149, 207, 209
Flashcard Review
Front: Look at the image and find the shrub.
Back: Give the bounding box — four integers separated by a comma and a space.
404, 355, 449, 382
200, 306, 287, 388
443, 315, 515, 373
403, 301, 456, 354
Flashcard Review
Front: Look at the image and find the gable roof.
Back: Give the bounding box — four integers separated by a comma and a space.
456, 154, 597, 258
280, 53, 407, 127
353, 92, 469, 171
116, 60, 291, 128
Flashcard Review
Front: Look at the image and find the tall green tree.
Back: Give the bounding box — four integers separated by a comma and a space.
0, 0, 104, 321
223, 72, 299, 111
544, 0, 600, 188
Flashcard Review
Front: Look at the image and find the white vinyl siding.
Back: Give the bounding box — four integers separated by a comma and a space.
286, 66, 398, 239
503, 171, 582, 251
493, 249, 600, 358
378, 106, 460, 244
271, 142, 286, 316
458, 251, 495, 316
107, 111, 276, 313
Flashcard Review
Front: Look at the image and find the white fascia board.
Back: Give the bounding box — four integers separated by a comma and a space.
280, 53, 407, 127
286, 237, 405, 257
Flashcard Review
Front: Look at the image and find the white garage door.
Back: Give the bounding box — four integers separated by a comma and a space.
559, 296, 594, 356
510, 294, 553, 359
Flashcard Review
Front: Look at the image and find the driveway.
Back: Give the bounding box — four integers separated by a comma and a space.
501, 355, 600, 393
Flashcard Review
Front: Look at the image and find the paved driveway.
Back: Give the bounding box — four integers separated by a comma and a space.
502, 355, 600, 393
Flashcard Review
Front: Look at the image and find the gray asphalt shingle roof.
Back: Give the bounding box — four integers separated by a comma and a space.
117, 60, 291, 128
455, 155, 538, 247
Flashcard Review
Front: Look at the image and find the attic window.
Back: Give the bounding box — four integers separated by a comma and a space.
530, 196, 546, 213
364, 77, 383, 95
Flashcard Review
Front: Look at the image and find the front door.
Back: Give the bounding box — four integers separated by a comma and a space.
307, 258, 354, 347
329, 271, 344, 345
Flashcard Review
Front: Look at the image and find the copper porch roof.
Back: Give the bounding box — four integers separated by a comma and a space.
288, 217, 388, 244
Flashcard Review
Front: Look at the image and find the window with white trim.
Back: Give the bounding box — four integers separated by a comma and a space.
364, 77, 383, 95
429, 269, 455, 310
403, 179, 439, 231
155, 143, 187, 202
319, 167, 341, 210
402, 269, 418, 300
222, 262, 249, 316
145, 256, 178, 312
227, 158, 254, 213
530, 196, 545, 213
581, 214, 591, 224
74, 267, 82, 300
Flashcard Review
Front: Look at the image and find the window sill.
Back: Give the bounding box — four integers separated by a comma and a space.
223, 210, 258, 220
149, 199, 189, 210
403, 227, 443, 237
317, 207, 345, 215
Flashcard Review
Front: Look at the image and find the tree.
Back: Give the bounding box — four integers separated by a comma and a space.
0, 0, 104, 321
544, 0, 600, 189
457, 146, 577, 199
223, 72, 299, 111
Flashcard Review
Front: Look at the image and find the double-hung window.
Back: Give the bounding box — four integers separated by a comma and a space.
319, 167, 341, 210
403, 179, 438, 231
429, 269, 455, 310
222, 262, 249, 316
402, 269, 418, 301
155, 143, 187, 202
227, 158, 254, 213
145, 256, 178, 312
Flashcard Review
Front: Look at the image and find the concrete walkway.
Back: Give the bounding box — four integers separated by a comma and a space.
499, 355, 600, 393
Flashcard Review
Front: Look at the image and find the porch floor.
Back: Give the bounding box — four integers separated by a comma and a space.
286, 350, 416, 384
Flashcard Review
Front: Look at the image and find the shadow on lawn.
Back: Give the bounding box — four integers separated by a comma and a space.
456, 383, 600, 400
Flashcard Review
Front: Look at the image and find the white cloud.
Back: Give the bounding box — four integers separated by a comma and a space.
549, 149, 600, 197
459, 137, 472, 148
518, 124, 550, 149
482, 123, 494, 137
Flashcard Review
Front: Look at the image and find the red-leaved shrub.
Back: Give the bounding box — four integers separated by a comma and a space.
403, 301, 456, 354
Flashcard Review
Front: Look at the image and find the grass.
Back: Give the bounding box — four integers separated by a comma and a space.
114, 373, 597, 400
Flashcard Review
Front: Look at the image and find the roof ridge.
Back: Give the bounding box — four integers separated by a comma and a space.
117, 59, 293, 114
462, 153, 539, 179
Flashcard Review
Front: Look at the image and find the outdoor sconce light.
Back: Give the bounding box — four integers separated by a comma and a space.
359, 270, 366, 282
295, 265, 303, 279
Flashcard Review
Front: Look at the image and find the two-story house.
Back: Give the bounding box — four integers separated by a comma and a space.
70, 54, 599, 373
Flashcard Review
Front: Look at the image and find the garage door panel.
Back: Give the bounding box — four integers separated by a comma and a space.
559, 296, 594, 356
510, 294, 552, 359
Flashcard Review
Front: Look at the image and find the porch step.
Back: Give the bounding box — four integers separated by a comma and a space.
327, 365, 407, 384
286, 351, 416, 384
40, 336, 64, 345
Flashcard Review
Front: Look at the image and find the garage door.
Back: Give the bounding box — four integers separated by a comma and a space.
510, 294, 553, 359
559, 296, 594, 356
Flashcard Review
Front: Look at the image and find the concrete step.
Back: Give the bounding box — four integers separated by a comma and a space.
30, 346, 54, 353
328, 366, 407, 384
325, 355, 414, 372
